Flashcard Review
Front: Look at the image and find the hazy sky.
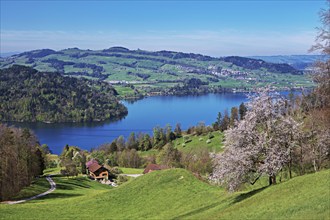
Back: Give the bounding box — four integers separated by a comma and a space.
0, 0, 326, 56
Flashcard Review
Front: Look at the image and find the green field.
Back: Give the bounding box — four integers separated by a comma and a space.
174, 131, 224, 153
1, 168, 328, 219
113, 85, 136, 97
119, 167, 144, 174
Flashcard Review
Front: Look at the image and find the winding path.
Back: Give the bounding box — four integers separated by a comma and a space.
121, 174, 143, 178
1, 175, 56, 204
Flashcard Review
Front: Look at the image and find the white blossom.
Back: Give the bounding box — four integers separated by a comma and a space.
211, 89, 301, 191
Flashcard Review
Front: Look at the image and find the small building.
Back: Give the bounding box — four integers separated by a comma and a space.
143, 164, 167, 174
86, 159, 109, 180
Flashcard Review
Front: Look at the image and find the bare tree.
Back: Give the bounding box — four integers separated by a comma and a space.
309, 0, 330, 55
304, 0, 330, 171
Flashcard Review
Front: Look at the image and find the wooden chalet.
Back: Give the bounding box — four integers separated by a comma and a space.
86, 159, 109, 180
143, 164, 167, 174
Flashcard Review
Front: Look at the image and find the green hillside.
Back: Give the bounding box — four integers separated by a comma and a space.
196, 169, 330, 219
0, 48, 314, 98
1, 169, 329, 219
174, 131, 225, 153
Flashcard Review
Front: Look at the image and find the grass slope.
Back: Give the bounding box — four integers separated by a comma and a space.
174, 132, 224, 153
0, 175, 111, 219
0, 169, 328, 219
119, 167, 144, 174
196, 169, 330, 219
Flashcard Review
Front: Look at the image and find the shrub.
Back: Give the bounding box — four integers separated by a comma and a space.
183, 136, 192, 143
185, 139, 192, 144
180, 147, 213, 175
60, 169, 68, 176
110, 167, 123, 174
47, 160, 58, 168
117, 175, 129, 185
156, 143, 182, 168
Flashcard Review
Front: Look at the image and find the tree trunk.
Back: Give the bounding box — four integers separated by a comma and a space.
269, 174, 277, 185
300, 143, 304, 175
312, 144, 318, 172
288, 151, 292, 179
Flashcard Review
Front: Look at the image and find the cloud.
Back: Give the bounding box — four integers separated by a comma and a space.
0, 29, 316, 56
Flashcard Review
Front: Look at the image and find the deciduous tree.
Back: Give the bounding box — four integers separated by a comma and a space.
211, 90, 301, 191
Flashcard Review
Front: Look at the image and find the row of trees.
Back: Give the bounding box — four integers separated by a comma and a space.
0, 124, 45, 201
91, 142, 213, 176
212, 102, 247, 131
96, 124, 182, 155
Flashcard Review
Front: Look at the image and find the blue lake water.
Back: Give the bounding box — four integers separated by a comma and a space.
8, 92, 295, 154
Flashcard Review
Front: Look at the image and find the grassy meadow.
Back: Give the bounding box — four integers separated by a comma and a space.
174, 131, 225, 153
119, 167, 144, 174
0, 168, 328, 219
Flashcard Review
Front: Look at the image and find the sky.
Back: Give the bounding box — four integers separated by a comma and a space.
0, 0, 327, 56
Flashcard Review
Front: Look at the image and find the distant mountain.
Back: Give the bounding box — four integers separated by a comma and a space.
0, 51, 21, 58
0, 47, 302, 80
0, 47, 313, 94
248, 55, 329, 70
222, 56, 301, 75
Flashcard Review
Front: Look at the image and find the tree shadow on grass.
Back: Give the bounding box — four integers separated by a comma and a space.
48, 174, 62, 178
55, 183, 76, 190
56, 181, 91, 190
27, 192, 84, 202
232, 186, 268, 204
173, 201, 224, 219
54, 177, 93, 190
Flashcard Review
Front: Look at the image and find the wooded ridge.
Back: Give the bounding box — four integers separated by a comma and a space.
0, 65, 127, 123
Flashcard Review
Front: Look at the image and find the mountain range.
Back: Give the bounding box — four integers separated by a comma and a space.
0, 47, 315, 96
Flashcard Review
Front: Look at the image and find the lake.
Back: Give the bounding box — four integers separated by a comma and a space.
8, 92, 295, 154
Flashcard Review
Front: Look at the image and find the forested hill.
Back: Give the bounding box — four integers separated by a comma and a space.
0, 65, 128, 123
222, 56, 301, 74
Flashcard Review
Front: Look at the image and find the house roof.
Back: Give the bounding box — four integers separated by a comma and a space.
86, 159, 99, 168
143, 164, 166, 174
88, 163, 102, 173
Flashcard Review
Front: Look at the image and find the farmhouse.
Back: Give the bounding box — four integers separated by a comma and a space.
86, 159, 109, 180
143, 164, 167, 174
